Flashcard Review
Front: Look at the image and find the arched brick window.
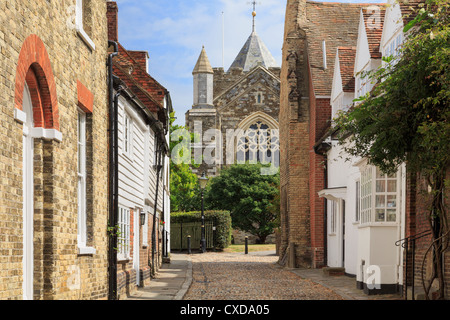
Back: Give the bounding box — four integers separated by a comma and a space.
14, 34, 61, 300
14, 34, 61, 140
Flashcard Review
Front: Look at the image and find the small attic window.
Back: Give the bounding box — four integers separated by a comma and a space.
257, 94, 262, 104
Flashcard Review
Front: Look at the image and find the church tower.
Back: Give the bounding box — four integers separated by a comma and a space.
186, 46, 219, 177
192, 46, 214, 108
186, 3, 281, 178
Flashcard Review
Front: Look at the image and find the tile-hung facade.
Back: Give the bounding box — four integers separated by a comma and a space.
185, 10, 281, 178
280, 0, 450, 298
107, 2, 172, 299
0, 0, 109, 299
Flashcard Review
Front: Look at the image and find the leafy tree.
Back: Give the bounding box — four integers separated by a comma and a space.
334, 0, 449, 299
205, 163, 280, 244
169, 112, 201, 212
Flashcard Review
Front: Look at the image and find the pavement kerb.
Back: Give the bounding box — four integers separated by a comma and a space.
174, 254, 193, 300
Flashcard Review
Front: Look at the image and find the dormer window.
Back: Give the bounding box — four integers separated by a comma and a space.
76, 0, 96, 50
356, 75, 368, 98
384, 32, 402, 59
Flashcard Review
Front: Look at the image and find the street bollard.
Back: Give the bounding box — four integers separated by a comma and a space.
245, 236, 248, 254
187, 235, 191, 254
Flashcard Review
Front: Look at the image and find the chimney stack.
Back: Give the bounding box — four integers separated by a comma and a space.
107, 1, 119, 42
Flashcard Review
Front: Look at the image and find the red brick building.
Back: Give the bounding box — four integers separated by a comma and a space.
279, 0, 364, 269
279, 0, 449, 298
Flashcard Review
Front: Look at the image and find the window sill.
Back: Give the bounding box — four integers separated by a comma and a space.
121, 151, 134, 164
78, 246, 96, 256
358, 222, 399, 229
76, 26, 96, 51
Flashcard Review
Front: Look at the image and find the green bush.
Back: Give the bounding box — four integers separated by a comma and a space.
171, 210, 232, 250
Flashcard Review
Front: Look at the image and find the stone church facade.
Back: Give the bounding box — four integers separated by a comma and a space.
186, 27, 281, 177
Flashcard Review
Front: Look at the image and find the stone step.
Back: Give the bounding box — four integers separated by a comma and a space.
322, 267, 345, 276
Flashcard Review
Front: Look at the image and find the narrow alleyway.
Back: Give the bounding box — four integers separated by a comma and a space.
183, 251, 344, 300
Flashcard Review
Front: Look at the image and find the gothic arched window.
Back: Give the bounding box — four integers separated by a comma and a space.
236, 121, 279, 165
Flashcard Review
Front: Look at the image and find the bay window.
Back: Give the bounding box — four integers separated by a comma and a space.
359, 165, 400, 225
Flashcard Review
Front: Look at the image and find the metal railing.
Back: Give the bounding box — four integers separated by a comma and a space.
395, 230, 432, 300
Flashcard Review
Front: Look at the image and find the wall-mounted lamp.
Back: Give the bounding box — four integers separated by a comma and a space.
140, 211, 146, 226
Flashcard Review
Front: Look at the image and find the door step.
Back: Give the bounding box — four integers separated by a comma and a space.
322, 267, 345, 276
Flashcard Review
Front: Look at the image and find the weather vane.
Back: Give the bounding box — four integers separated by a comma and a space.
247, 1, 261, 32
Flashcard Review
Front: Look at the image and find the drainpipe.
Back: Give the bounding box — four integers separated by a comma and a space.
313, 137, 332, 268
151, 142, 163, 276
107, 40, 119, 300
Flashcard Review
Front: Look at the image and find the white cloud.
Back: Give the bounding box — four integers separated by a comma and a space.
114, 0, 382, 125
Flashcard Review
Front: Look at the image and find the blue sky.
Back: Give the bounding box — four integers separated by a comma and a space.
115, 0, 384, 126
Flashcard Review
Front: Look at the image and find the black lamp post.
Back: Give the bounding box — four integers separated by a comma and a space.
198, 172, 209, 253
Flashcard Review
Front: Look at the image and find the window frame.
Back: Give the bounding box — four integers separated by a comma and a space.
123, 112, 134, 159
76, 0, 96, 51
359, 165, 400, 226
355, 180, 361, 223
236, 121, 277, 164
118, 207, 131, 261
77, 110, 87, 248
329, 200, 337, 235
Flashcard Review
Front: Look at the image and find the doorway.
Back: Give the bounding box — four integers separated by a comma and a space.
22, 83, 34, 300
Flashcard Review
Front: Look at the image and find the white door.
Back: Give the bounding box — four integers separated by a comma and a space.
22, 83, 34, 300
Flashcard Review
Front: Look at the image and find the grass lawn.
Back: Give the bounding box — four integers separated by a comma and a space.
223, 243, 276, 253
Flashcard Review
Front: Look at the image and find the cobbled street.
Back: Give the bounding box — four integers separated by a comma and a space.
183, 252, 344, 300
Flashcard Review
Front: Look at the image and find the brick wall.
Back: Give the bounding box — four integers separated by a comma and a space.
279, 0, 315, 268
0, 0, 109, 300
404, 168, 450, 299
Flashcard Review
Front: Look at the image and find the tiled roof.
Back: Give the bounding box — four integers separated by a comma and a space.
113, 61, 162, 113
362, 5, 386, 59
337, 47, 356, 93
398, 0, 426, 25
302, 1, 366, 96
114, 43, 167, 110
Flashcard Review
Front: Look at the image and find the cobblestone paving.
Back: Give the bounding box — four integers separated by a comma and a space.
183, 252, 344, 300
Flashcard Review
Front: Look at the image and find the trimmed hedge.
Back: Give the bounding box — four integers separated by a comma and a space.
171, 210, 232, 250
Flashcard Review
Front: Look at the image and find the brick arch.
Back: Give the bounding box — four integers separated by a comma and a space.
14, 34, 59, 130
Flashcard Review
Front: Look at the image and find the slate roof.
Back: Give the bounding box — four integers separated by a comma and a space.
228, 31, 279, 72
